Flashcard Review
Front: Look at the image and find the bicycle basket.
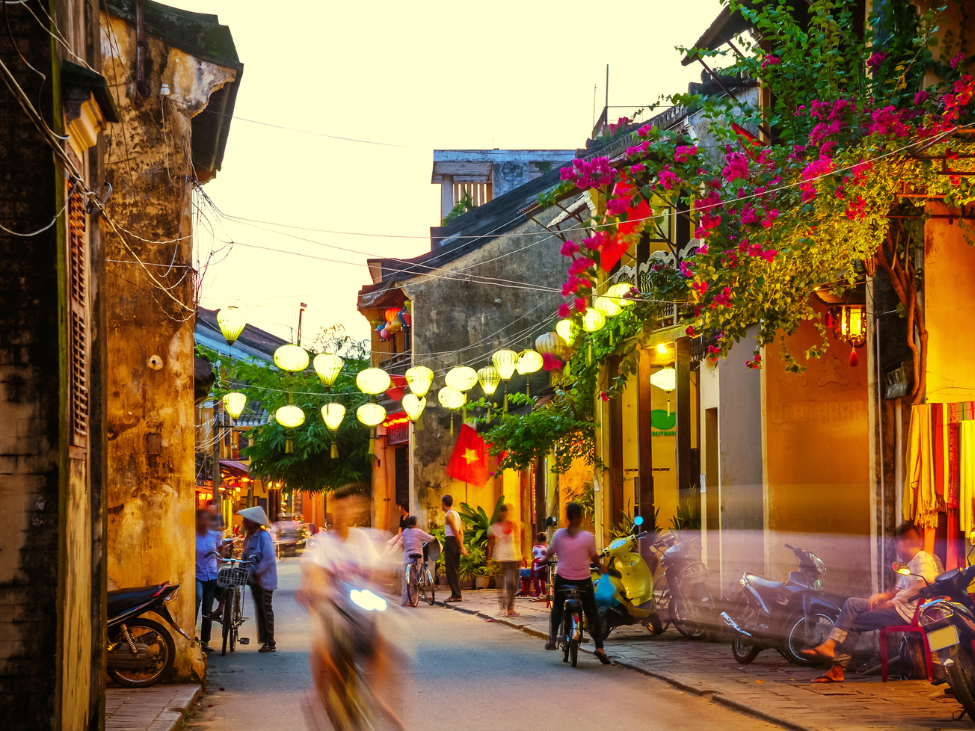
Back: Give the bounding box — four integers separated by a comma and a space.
217, 565, 248, 588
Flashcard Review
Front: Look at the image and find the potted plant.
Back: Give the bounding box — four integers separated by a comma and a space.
459, 544, 485, 589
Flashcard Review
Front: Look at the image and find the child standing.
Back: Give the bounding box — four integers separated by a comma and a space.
387, 515, 436, 606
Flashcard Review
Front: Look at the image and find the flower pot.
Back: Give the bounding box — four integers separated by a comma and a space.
460, 578, 474, 590
474, 576, 490, 590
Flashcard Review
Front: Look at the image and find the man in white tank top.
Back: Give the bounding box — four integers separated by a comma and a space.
442, 495, 467, 602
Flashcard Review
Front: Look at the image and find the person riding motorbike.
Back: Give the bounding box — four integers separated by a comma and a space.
542, 501, 612, 665
297, 486, 404, 730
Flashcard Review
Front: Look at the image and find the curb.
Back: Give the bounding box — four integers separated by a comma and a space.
156, 684, 201, 731
436, 600, 816, 731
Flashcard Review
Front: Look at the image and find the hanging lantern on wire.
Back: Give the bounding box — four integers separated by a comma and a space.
216, 306, 246, 346
582, 308, 606, 333
384, 307, 400, 323
321, 403, 346, 459
594, 295, 621, 318
313, 353, 344, 387
650, 366, 677, 415
405, 365, 434, 397
356, 403, 387, 455
437, 386, 466, 435
829, 305, 867, 367
517, 349, 544, 398
492, 349, 518, 412
223, 392, 247, 420
275, 404, 305, 454
556, 319, 578, 347
402, 393, 426, 422
445, 366, 478, 392
274, 344, 309, 372
356, 367, 391, 395
477, 366, 501, 396
606, 281, 636, 307
535, 332, 565, 357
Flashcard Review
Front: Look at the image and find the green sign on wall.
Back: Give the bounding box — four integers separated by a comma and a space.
651, 409, 676, 436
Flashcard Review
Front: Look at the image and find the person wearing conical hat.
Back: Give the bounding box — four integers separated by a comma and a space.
238, 506, 278, 653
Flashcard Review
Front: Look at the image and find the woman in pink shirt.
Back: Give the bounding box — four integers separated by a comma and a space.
542, 501, 611, 664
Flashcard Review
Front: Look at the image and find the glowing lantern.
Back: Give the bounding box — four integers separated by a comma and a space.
582, 308, 606, 333
402, 393, 426, 421
492, 349, 518, 381
830, 305, 867, 366
556, 319, 578, 346
606, 282, 636, 307
275, 405, 305, 428
356, 368, 391, 395
321, 403, 346, 459
385, 307, 400, 323
405, 366, 434, 397
385, 318, 403, 335
477, 366, 501, 396
322, 403, 346, 431
437, 386, 466, 435
517, 349, 543, 375
594, 295, 620, 318
445, 366, 478, 392
274, 344, 309, 373
650, 366, 677, 415
656, 343, 669, 355
216, 306, 246, 346
356, 403, 386, 427
356, 402, 387, 455
223, 392, 247, 420
313, 353, 344, 386
535, 332, 565, 357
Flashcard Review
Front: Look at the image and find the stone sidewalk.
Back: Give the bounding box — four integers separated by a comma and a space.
434, 589, 966, 731
106, 684, 201, 731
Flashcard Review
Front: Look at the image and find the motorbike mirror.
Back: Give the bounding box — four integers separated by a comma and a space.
892, 561, 911, 576
633, 516, 644, 527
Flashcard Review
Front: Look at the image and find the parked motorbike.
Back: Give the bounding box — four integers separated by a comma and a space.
651, 530, 715, 639
915, 537, 975, 722
591, 516, 666, 638
107, 582, 191, 687
720, 544, 840, 666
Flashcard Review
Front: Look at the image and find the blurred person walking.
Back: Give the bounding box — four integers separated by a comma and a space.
442, 495, 467, 602
239, 506, 278, 653
488, 504, 522, 616
195, 508, 222, 652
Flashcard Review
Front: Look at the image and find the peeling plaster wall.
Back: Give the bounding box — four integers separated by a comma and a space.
100, 10, 236, 683
402, 206, 573, 536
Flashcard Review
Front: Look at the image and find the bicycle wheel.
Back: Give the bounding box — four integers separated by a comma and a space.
221, 590, 235, 656
560, 616, 569, 663
423, 566, 436, 606
569, 617, 579, 668
407, 564, 420, 607
230, 588, 242, 653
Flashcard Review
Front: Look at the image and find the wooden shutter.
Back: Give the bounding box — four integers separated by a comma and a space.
67, 191, 89, 449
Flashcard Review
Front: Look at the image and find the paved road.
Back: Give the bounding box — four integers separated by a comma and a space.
186, 559, 778, 731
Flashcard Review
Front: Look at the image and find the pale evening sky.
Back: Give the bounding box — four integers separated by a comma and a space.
171, 0, 721, 345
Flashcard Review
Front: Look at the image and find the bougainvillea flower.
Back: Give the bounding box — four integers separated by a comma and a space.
560, 239, 579, 257
557, 303, 571, 318
542, 353, 564, 372
573, 297, 587, 312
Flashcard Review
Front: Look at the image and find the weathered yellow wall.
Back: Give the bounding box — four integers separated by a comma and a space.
924, 214, 975, 404
762, 303, 871, 595
101, 11, 237, 682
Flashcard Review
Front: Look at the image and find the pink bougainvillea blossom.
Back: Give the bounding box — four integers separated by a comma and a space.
952, 52, 965, 69
606, 197, 630, 216
658, 170, 680, 190
542, 353, 564, 372
761, 55, 781, 69
557, 303, 571, 318
866, 52, 888, 68
573, 297, 587, 313
675, 145, 698, 163
599, 391, 610, 402
722, 152, 750, 182
560, 239, 579, 257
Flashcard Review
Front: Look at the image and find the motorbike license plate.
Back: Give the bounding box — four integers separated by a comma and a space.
927, 625, 960, 652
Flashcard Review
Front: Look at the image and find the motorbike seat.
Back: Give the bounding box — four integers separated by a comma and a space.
743, 573, 783, 592
108, 585, 165, 616
408, 553, 422, 560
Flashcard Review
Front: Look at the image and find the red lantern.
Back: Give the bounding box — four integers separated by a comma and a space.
385, 307, 400, 323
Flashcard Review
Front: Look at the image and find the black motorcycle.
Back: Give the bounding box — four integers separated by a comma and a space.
915, 551, 975, 722
720, 544, 841, 666
107, 582, 191, 687
653, 531, 715, 640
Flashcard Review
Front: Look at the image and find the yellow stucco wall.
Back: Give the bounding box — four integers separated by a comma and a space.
924, 215, 975, 404
762, 304, 871, 595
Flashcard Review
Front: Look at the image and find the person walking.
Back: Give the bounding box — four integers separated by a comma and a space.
442, 495, 467, 602
238, 506, 278, 653
194, 508, 222, 652
386, 515, 436, 606
488, 504, 522, 616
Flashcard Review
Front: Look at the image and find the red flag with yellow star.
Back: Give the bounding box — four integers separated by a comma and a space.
445, 424, 490, 487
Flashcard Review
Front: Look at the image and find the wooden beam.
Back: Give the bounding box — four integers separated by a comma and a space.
675, 337, 692, 499
608, 356, 624, 525
637, 348, 654, 522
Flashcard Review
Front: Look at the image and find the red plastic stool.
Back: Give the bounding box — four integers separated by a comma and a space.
879, 606, 934, 682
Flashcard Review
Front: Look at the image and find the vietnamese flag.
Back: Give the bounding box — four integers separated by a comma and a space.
445, 424, 490, 487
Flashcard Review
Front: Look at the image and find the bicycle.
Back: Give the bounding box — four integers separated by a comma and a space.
216, 557, 252, 656
405, 544, 436, 607
556, 583, 587, 667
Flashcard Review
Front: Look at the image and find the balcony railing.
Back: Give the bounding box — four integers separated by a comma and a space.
379, 350, 411, 377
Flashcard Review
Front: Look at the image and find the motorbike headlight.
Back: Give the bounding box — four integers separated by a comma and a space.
350, 589, 387, 612
165, 586, 180, 603
920, 602, 954, 627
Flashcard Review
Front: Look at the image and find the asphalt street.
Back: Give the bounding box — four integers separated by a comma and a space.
185, 559, 779, 731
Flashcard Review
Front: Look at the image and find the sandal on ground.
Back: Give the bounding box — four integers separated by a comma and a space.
811, 674, 841, 683
506, 611, 520, 617
445, 597, 462, 603
801, 648, 832, 662
258, 644, 276, 653
545, 640, 557, 650
594, 649, 612, 665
